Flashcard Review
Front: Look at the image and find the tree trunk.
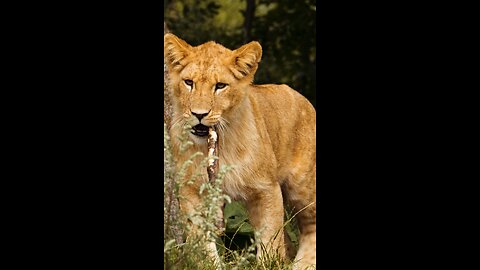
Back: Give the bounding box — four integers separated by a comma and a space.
163, 22, 183, 245
164, 22, 174, 130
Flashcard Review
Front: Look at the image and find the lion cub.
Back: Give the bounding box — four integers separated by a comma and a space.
164, 33, 316, 269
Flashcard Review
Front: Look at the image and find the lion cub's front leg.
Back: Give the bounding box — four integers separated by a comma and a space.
245, 182, 286, 261
179, 182, 222, 267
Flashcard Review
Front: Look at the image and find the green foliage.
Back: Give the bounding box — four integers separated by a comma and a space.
253, 0, 316, 107
225, 201, 254, 235
164, 0, 316, 107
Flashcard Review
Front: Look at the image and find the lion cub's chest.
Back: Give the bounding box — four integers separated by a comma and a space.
185, 136, 258, 201
217, 134, 274, 201
219, 145, 256, 201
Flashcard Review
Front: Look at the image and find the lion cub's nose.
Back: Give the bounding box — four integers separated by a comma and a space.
191, 111, 209, 121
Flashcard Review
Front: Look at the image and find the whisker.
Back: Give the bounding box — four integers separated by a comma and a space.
220, 117, 230, 125
216, 117, 229, 144
170, 114, 185, 130
220, 117, 229, 129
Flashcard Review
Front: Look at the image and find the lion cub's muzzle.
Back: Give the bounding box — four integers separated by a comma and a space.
191, 110, 211, 137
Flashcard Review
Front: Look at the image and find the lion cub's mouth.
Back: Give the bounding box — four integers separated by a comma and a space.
191, 124, 209, 137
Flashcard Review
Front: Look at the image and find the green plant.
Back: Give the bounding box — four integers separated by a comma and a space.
164, 123, 307, 269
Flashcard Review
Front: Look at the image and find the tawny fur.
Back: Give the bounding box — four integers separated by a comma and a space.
164, 33, 316, 270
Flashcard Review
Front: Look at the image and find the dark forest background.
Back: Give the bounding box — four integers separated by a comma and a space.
164, 0, 316, 108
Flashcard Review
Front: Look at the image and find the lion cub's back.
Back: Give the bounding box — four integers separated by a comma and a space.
249, 84, 316, 171
250, 84, 315, 129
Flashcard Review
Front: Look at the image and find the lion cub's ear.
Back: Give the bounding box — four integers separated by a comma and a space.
230, 41, 262, 79
164, 33, 192, 71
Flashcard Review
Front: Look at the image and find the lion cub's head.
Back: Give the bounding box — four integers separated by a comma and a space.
164, 33, 262, 138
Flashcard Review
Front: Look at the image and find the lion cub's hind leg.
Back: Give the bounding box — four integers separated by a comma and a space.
283, 169, 316, 269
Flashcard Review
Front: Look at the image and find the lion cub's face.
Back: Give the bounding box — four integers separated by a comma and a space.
164, 34, 262, 138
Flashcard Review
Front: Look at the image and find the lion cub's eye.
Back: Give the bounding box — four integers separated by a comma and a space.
215, 83, 227, 90
184, 80, 193, 86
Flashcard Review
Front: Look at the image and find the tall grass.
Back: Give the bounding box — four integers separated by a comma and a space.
164, 123, 308, 269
